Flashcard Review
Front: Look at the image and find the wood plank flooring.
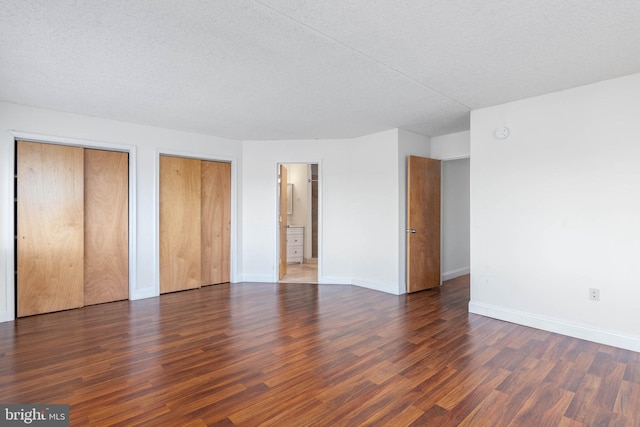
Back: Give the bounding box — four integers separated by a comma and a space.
1, 275, 639, 426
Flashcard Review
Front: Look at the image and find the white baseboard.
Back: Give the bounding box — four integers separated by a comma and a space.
442, 266, 470, 281
318, 276, 351, 285
0, 310, 13, 323
469, 301, 640, 353
351, 277, 401, 295
130, 287, 157, 301
238, 274, 275, 283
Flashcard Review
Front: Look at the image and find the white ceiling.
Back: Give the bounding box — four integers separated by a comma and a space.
1, 1, 640, 140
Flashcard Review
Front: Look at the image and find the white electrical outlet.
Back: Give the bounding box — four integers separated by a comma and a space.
589, 288, 600, 301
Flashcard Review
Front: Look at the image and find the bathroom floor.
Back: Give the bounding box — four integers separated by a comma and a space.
280, 259, 318, 283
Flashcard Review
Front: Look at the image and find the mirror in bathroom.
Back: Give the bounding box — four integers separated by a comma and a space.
287, 183, 293, 215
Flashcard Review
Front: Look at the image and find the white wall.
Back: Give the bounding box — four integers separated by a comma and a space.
242, 138, 343, 283
350, 130, 402, 293
431, 130, 470, 160
469, 73, 640, 352
442, 158, 470, 280
242, 129, 405, 293
0, 102, 242, 322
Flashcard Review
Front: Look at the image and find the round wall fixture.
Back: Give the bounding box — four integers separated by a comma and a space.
495, 127, 510, 140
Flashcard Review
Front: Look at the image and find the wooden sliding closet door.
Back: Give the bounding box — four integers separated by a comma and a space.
17, 141, 85, 317
160, 156, 202, 293
84, 149, 129, 305
201, 161, 231, 285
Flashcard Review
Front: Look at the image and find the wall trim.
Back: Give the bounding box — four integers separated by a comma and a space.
469, 301, 640, 353
318, 276, 351, 286
130, 288, 157, 301
0, 310, 11, 323
238, 274, 275, 283
352, 277, 401, 295
442, 267, 470, 281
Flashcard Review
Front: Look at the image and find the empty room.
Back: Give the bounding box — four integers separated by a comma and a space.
1, 1, 640, 425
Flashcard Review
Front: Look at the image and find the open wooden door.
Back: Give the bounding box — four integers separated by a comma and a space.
279, 165, 288, 280
407, 155, 441, 293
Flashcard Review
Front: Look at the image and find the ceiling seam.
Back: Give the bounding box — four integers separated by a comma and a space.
252, 0, 472, 111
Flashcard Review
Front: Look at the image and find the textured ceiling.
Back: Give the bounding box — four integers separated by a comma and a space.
1, 1, 640, 140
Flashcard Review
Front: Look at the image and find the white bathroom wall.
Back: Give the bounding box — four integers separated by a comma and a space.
0, 102, 242, 322
283, 163, 310, 259
284, 163, 308, 228
469, 73, 640, 351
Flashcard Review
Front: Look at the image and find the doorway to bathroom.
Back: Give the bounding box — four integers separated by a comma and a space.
278, 163, 319, 283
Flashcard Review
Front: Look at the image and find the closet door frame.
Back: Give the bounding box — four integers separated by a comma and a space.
7, 131, 137, 321
155, 149, 237, 296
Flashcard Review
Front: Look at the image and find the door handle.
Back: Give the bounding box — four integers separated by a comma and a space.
406, 228, 416, 234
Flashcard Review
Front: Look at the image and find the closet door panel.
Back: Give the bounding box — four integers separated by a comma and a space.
17, 141, 85, 317
84, 149, 129, 305
201, 161, 231, 285
160, 155, 202, 293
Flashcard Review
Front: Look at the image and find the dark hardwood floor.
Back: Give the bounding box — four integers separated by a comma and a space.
1, 275, 639, 426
